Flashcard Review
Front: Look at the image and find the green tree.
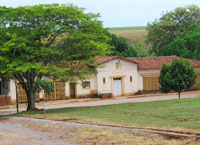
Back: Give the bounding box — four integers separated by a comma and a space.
107, 32, 137, 57
159, 59, 197, 99
0, 4, 110, 110
132, 43, 154, 57
33, 78, 54, 95
33, 78, 54, 117
146, 5, 200, 58
197, 82, 200, 88
161, 25, 200, 59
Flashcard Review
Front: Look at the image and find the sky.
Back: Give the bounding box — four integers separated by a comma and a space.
0, 0, 199, 27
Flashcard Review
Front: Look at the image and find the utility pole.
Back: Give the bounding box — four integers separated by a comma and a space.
15, 81, 19, 113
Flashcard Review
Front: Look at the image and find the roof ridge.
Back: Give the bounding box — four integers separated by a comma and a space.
128, 55, 178, 59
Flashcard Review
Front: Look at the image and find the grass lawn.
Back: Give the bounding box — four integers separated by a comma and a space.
19, 98, 200, 131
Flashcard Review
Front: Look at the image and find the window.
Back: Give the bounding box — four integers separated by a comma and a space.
116, 63, 119, 69
130, 76, 132, 82
82, 81, 90, 89
103, 78, 106, 84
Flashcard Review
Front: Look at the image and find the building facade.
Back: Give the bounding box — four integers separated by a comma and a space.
1, 56, 200, 103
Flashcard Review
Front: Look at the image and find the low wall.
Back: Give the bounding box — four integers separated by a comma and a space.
0, 95, 11, 106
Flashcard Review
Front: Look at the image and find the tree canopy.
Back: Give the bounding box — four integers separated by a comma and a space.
107, 32, 137, 57
161, 25, 200, 59
0, 4, 110, 110
146, 5, 200, 59
159, 59, 197, 99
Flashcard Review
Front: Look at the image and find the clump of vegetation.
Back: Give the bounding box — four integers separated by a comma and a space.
159, 59, 197, 99
107, 32, 153, 57
107, 32, 137, 57
146, 5, 200, 60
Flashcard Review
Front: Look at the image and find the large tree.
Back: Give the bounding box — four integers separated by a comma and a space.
0, 4, 110, 110
159, 59, 197, 99
146, 5, 200, 58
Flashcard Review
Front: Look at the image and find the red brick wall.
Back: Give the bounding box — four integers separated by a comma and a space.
0, 95, 11, 106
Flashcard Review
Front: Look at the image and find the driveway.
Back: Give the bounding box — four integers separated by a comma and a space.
0, 91, 200, 115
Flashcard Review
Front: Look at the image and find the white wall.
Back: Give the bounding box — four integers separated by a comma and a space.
97, 59, 138, 95
76, 75, 97, 96
9, 80, 16, 100
65, 82, 70, 98
137, 73, 143, 91
139, 69, 160, 75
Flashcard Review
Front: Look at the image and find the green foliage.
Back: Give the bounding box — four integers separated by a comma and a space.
132, 43, 154, 57
161, 25, 200, 59
159, 59, 197, 99
33, 78, 54, 95
146, 5, 200, 59
0, 4, 110, 110
107, 32, 137, 57
197, 82, 200, 88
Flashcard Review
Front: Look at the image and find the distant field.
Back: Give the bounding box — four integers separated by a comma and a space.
109, 26, 147, 30
108, 26, 148, 45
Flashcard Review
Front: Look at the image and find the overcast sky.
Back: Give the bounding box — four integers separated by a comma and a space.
0, 0, 199, 27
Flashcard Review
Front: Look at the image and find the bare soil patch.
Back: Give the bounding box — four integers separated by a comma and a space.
5, 116, 200, 145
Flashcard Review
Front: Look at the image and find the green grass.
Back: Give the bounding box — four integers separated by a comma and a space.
19, 98, 200, 131
108, 26, 147, 30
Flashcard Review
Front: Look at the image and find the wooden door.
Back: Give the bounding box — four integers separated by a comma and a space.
143, 77, 159, 91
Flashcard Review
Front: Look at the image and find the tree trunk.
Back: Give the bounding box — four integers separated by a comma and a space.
27, 91, 35, 111
15, 72, 36, 111
178, 91, 181, 99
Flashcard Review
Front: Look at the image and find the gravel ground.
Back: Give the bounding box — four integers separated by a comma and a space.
8, 116, 161, 138
0, 116, 199, 145
0, 117, 76, 145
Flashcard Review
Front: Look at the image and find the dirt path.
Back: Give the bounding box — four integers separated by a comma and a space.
0, 116, 200, 145
0, 118, 75, 145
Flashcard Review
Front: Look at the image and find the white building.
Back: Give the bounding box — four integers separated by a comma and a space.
1, 56, 200, 104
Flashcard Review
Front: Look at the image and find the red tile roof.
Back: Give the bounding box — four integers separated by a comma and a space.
95, 56, 119, 63
96, 56, 200, 70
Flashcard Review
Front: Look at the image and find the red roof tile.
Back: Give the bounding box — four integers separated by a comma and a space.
128, 56, 200, 70
96, 56, 200, 70
95, 56, 119, 63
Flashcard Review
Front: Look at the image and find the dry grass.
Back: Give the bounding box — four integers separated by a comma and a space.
77, 127, 200, 145
21, 121, 200, 145
109, 29, 148, 46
